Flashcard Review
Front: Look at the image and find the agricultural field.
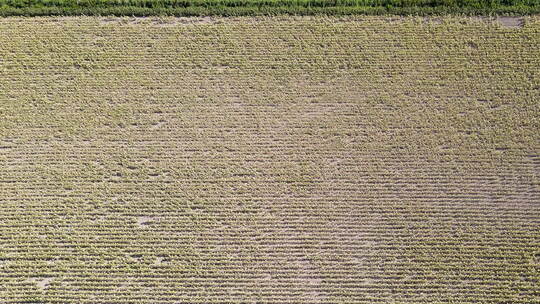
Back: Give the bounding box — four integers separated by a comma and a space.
0, 15, 539, 303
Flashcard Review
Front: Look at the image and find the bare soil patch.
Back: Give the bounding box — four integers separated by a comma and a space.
136, 216, 155, 227
497, 16, 524, 28
26, 277, 54, 290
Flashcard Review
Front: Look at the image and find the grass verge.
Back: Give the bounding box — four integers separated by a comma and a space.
0, 0, 538, 16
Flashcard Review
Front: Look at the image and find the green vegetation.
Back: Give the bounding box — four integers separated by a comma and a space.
0, 16, 539, 303
0, 0, 538, 16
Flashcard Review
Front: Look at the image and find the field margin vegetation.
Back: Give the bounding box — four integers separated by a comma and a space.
0, 0, 538, 16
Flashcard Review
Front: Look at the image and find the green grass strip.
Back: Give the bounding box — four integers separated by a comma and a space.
0, 0, 538, 16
